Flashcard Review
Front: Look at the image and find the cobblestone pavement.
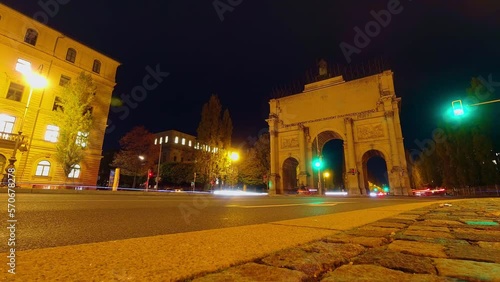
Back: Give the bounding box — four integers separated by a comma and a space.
188, 198, 500, 282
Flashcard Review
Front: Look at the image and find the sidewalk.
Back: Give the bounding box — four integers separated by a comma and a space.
190, 198, 500, 282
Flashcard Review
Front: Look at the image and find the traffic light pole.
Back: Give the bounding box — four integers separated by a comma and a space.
316, 138, 322, 195
146, 169, 150, 192
470, 99, 500, 106
453, 99, 500, 116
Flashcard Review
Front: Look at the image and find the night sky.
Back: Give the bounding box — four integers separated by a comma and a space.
5, 1, 500, 158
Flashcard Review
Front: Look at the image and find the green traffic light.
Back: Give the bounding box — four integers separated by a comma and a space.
452, 100, 464, 116
313, 158, 323, 169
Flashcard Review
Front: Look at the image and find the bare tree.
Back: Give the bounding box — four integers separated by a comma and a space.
112, 126, 159, 188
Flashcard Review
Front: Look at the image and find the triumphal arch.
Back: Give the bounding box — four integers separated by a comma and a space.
267, 68, 412, 196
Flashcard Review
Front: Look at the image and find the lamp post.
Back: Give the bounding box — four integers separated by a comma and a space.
135, 155, 145, 189
323, 172, 330, 190
154, 137, 163, 189
314, 137, 322, 194
228, 151, 240, 189
3, 59, 47, 184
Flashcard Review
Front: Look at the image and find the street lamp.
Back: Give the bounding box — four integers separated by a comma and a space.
230, 151, 240, 162
154, 137, 163, 189
4, 59, 47, 182
135, 155, 145, 189
323, 172, 330, 189
226, 151, 240, 188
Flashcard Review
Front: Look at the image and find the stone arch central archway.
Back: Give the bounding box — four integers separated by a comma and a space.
312, 131, 343, 153
267, 70, 411, 195
310, 130, 344, 192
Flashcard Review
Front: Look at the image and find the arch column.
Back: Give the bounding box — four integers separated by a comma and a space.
359, 161, 368, 195
385, 110, 404, 195
298, 124, 308, 187
268, 116, 279, 195
344, 118, 360, 195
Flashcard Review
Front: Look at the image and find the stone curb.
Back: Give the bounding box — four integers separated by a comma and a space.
189, 198, 500, 282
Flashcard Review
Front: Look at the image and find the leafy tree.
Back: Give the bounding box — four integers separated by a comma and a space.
467, 78, 497, 185
111, 126, 159, 188
195, 95, 233, 189
238, 149, 262, 186
238, 133, 270, 187
161, 162, 195, 186
254, 133, 270, 174
429, 77, 499, 188
54, 72, 95, 181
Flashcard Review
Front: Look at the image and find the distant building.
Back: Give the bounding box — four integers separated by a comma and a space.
0, 4, 120, 187
154, 130, 197, 163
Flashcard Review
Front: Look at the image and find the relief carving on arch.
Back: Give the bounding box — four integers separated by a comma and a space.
281, 136, 299, 149
357, 123, 385, 140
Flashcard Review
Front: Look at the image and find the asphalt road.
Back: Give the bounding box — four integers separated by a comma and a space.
0, 192, 445, 251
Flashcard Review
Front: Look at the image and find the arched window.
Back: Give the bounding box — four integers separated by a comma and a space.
66, 48, 77, 63
68, 164, 81, 178
35, 160, 51, 176
24, 28, 38, 45
92, 60, 101, 74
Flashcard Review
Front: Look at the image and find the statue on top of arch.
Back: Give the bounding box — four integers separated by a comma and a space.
318, 59, 328, 79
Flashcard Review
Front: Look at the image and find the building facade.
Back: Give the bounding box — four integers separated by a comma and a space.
154, 130, 197, 163
0, 4, 120, 187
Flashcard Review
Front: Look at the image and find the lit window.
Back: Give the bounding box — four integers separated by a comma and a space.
59, 75, 71, 86
188, 140, 192, 147
0, 114, 15, 139
68, 164, 81, 178
92, 60, 101, 74
165, 136, 168, 143
35, 160, 50, 176
182, 138, 186, 145
44, 125, 59, 142
6, 82, 24, 102
24, 28, 38, 45
76, 131, 89, 147
154, 138, 157, 145
175, 136, 179, 144
66, 48, 77, 63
